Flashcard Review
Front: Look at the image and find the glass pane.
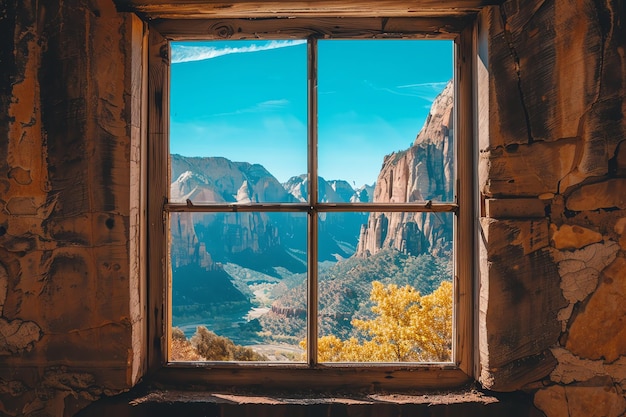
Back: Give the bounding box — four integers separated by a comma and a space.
170, 40, 308, 204
170, 211, 307, 362
317, 211, 454, 363
317, 40, 455, 203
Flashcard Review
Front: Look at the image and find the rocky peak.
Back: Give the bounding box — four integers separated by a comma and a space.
171, 154, 295, 203
283, 175, 373, 203
356, 80, 454, 258
351, 184, 375, 203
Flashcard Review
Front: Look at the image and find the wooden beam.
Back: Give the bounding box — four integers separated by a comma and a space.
147, 28, 170, 371
115, 0, 502, 19
155, 364, 471, 391
454, 20, 475, 379
152, 17, 469, 40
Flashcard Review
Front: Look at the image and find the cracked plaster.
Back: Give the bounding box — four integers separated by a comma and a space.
551, 240, 619, 331
550, 347, 626, 386
553, 240, 619, 303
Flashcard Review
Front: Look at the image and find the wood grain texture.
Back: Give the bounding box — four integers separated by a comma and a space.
129, 13, 149, 385
156, 364, 471, 391
153, 17, 469, 39
455, 21, 476, 379
147, 28, 170, 371
116, 0, 504, 19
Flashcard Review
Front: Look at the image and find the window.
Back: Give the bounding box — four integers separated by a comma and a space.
148, 17, 475, 390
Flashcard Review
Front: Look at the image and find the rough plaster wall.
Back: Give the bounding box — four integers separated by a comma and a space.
479, 0, 626, 414
0, 1, 143, 416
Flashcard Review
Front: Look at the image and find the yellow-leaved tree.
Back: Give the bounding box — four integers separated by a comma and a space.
311, 280, 452, 362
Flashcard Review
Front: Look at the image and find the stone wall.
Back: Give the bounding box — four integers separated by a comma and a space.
477, 0, 626, 414
0, 1, 145, 416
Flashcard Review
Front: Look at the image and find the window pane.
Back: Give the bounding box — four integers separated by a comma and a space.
170, 211, 307, 362
170, 40, 308, 204
317, 40, 455, 203
317, 211, 454, 363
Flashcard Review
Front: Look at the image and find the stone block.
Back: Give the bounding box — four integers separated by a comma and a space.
549, 224, 603, 250
479, 219, 566, 391
566, 179, 626, 211
483, 140, 578, 197
534, 377, 626, 417
485, 198, 546, 218
566, 257, 626, 362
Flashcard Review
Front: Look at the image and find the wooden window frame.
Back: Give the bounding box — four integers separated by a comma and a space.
147, 16, 476, 391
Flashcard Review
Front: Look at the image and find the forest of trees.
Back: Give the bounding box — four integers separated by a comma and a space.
172, 277, 452, 362
258, 248, 452, 344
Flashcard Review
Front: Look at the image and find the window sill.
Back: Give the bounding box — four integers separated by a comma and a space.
78, 384, 539, 417
153, 363, 471, 391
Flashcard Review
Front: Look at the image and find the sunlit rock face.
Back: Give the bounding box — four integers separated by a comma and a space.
171, 154, 295, 204
356, 80, 454, 258
170, 156, 290, 261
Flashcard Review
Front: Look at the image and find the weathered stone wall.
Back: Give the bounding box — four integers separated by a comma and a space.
0, 1, 145, 416
478, 0, 626, 414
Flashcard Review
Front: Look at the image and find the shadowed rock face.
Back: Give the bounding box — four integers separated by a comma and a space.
169, 156, 372, 273
356, 80, 454, 258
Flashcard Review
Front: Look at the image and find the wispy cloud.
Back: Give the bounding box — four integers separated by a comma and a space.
210, 99, 291, 117
396, 81, 449, 90
256, 99, 290, 110
361, 80, 449, 102
171, 40, 307, 64
396, 81, 450, 101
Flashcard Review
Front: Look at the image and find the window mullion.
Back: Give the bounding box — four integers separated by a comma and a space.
307, 36, 319, 367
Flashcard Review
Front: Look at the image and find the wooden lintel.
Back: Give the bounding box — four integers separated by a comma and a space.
152, 17, 470, 40
115, 1, 503, 20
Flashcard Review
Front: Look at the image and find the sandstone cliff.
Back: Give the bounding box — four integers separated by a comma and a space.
169, 156, 372, 275
356, 80, 454, 257
171, 154, 296, 204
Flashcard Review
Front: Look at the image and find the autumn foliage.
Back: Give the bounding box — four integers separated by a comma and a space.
310, 280, 452, 362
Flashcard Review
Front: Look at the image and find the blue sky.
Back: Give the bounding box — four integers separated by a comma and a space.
170, 39, 452, 186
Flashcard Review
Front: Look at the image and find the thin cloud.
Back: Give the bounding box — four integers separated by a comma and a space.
362, 80, 449, 101
396, 81, 450, 101
396, 81, 449, 90
257, 99, 290, 110
172, 40, 307, 64
210, 99, 291, 117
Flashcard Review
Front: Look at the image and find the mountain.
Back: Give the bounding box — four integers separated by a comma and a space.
172, 80, 456, 348
170, 157, 372, 270
356, 80, 454, 258
282, 175, 374, 203
261, 81, 456, 345
352, 184, 375, 203
171, 155, 296, 204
